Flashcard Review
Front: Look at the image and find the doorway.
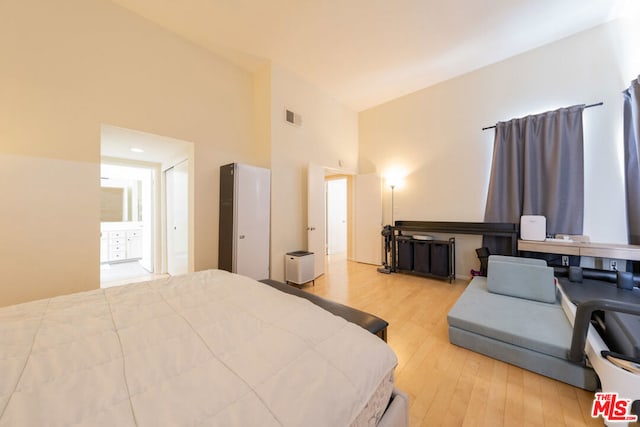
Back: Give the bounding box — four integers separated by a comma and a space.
100, 162, 156, 286
100, 124, 193, 286
308, 165, 354, 279
308, 166, 383, 278
307, 163, 382, 278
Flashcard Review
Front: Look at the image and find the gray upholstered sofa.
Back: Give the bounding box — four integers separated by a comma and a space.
447, 255, 598, 390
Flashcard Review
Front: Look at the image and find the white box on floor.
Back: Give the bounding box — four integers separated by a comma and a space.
285, 251, 315, 285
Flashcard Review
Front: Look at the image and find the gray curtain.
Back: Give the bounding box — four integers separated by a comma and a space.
484, 105, 585, 255
624, 76, 640, 248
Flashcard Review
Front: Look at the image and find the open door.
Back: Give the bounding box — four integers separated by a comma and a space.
166, 160, 189, 276
354, 174, 383, 265
307, 163, 325, 278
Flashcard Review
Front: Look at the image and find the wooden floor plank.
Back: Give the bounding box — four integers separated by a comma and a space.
461, 353, 493, 427
307, 255, 602, 427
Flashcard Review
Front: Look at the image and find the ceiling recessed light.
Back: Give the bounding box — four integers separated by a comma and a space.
130, 147, 144, 153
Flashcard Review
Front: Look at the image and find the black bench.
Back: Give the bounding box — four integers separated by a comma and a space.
260, 279, 388, 342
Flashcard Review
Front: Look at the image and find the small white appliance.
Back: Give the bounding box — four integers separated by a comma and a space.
520, 215, 546, 241
285, 251, 315, 285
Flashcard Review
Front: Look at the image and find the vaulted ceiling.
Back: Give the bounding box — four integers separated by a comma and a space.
111, 0, 633, 111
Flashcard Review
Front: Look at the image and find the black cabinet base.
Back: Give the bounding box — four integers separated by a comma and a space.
392, 236, 455, 283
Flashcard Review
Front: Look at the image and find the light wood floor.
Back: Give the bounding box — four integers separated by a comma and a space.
305, 254, 605, 427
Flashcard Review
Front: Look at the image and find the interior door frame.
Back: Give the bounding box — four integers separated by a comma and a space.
308, 164, 356, 278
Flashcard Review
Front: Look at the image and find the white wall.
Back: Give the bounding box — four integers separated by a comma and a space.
268, 65, 359, 281
0, 0, 260, 306
359, 20, 639, 277
4, 1, 636, 305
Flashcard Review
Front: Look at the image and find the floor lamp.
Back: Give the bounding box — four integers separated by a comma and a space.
390, 184, 396, 226
378, 181, 397, 274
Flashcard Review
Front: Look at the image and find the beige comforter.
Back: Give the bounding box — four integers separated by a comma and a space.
0, 270, 397, 426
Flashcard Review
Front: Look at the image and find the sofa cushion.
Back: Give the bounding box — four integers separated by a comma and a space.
448, 326, 598, 390
448, 277, 572, 360
487, 255, 556, 303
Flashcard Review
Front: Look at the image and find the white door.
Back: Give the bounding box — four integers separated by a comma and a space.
327, 178, 347, 254
166, 160, 189, 276
307, 163, 325, 278
354, 174, 383, 265
235, 164, 270, 280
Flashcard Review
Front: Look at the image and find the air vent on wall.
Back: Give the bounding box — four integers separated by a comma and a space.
285, 109, 302, 126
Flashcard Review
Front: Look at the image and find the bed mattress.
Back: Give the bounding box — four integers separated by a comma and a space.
0, 270, 398, 426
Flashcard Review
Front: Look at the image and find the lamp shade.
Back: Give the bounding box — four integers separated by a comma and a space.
385, 169, 405, 189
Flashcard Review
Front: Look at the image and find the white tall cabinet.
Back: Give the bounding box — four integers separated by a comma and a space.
218, 163, 271, 280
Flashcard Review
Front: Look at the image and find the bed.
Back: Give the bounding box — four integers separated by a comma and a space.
0, 269, 406, 426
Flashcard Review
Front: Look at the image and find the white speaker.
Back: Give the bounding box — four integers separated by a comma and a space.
520, 215, 546, 241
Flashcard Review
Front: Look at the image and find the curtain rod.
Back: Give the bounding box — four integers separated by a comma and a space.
481, 102, 604, 131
